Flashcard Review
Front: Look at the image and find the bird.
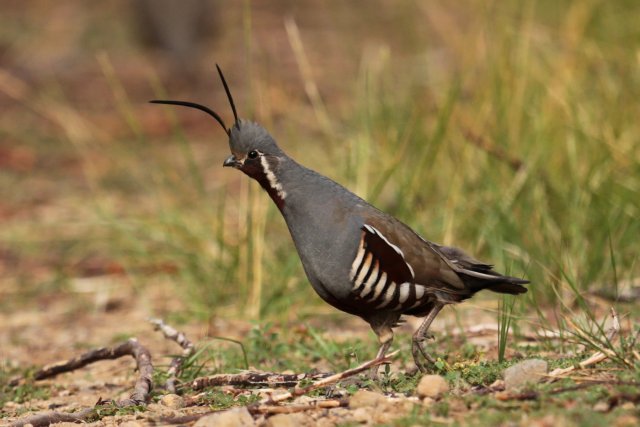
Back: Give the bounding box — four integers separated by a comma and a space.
151, 65, 530, 375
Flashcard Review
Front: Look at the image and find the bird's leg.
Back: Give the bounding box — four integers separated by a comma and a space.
411, 303, 444, 372
369, 325, 394, 379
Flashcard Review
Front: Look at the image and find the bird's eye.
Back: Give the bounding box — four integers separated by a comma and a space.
247, 150, 259, 159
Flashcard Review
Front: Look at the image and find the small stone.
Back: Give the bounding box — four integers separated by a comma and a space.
193, 407, 254, 427
422, 397, 435, 407
416, 374, 449, 399
3, 401, 18, 409
349, 390, 388, 408
160, 393, 185, 409
615, 415, 639, 427
621, 402, 635, 410
593, 401, 610, 412
351, 407, 371, 422
489, 379, 505, 390
503, 359, 548, 391
266, 412, 311, 427
147, 403, 179, 418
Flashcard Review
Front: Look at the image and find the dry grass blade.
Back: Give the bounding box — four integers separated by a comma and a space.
284, 16, 334, 135
549, 308, 621, 378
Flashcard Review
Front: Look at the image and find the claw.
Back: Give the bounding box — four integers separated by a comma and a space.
411, 335, 436, 372
410, 303, 444, 373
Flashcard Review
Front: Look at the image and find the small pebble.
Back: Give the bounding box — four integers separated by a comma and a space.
193, 407, 254, 427
416, 374, 449, 399
160, 393, 184, 409
266, 412, 311, 427
349, 390, 388, 409
422, 397, 435, 407
503, 359, 548, 391
593, 401, 610, 412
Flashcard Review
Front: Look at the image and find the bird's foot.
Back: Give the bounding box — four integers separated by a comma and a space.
368, 355, 392, 380
411, 336, 436, 373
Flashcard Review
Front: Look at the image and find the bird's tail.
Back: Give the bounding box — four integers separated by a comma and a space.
437, 244, 530, 295
460, 271, 529, 295
485, 276, 529, 294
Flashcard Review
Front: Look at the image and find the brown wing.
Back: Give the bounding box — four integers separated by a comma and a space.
363, 214, 466, 291
347, 213, 467, 311
349, 223, 416, 309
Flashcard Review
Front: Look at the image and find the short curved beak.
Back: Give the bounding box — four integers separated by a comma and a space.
223, 154, 240, 168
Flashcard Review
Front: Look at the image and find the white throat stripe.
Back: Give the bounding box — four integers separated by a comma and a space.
260, 156, 287, 199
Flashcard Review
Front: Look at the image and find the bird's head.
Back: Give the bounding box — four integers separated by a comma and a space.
150, 65, 288, 205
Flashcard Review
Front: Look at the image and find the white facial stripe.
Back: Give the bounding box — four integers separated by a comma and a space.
415, 285, 426, 300
260, 155, 287, 199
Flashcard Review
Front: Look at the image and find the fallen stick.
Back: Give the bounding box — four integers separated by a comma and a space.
261, 350, 399, 405
11, 407, 96, 427
10, 338, 153, 427
189, 371, 332, 391
149, 318, 195, 392
249, 398, 347, 414
36, 338, 153, 405
170, 352, 398, 424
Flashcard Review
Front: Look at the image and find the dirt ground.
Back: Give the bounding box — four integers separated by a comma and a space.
2, 276, 519, 426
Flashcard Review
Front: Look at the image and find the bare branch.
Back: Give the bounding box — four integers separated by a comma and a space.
14, 338, 153, 404
190, 371, 332, 391
249, 398, 347, 414
261, 350, 399, 405
149, 318, 196, 392
10, 408, 95, 427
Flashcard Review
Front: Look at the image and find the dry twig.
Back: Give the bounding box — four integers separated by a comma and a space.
10, 408, 96, 427
25, 337, 153, 401
149, 318, 195, 392
10, 338, 153, 427
190, 371, 332, 391
260, 350, 399, 405
170, 352, 398, 424
249, 398, 347, 414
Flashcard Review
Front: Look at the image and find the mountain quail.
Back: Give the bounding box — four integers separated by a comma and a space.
151, 65, 530, 374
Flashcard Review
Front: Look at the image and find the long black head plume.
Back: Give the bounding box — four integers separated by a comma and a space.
216, 64, 239, 129
149, 64, 238, 136
149, 99, 229, 135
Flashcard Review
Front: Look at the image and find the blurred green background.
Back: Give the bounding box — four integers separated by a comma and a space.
1, 0, 638, 327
